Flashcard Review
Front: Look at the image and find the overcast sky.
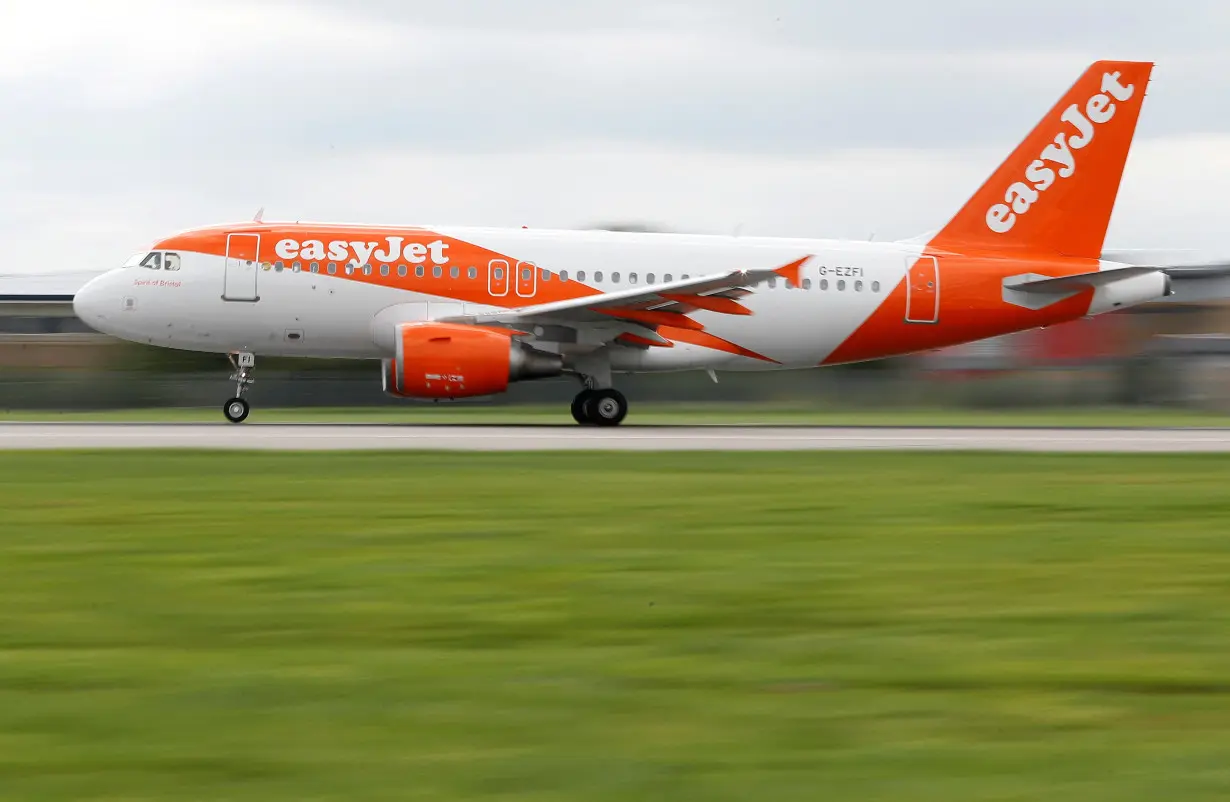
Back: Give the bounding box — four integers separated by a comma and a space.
4, 0, 1230, 272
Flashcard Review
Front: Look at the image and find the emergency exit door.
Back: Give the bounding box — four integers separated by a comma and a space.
223, 233, 260, 302
905, 255, 939, 323
488, 259, 509, 297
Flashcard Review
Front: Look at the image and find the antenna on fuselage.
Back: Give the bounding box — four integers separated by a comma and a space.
253, 207, 265, 223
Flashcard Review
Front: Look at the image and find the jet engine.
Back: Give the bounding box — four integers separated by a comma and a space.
381, 322, 563, 399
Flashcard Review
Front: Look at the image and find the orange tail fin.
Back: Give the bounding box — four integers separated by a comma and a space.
930, 60, 1154, 259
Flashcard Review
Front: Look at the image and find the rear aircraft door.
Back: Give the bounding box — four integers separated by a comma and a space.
905, 255, 939, 323
223, 233, 260, 302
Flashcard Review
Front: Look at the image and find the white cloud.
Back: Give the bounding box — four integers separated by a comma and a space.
2, 0, 1230, 273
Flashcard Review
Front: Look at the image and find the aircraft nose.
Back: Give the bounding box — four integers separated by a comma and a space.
73, 272, 116, 332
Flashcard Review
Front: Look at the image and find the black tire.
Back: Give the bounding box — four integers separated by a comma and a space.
223, 397, 250, 424
584, 389, 628, 427
571, 390, 596, 425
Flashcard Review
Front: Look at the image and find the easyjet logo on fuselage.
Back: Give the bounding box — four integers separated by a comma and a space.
985, 71, 1137, 235
274, 235, 450, 265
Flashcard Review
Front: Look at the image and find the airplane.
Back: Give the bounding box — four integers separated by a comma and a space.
70, 60, 1201, 425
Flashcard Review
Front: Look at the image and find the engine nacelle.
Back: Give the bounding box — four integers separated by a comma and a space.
381, 323, 563, 399
1088, 269, 1173, 315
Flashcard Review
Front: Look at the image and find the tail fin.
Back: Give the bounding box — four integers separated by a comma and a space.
931, 60, 1153, 259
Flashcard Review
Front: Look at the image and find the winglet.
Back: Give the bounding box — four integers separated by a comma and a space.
773, 256, 811, 287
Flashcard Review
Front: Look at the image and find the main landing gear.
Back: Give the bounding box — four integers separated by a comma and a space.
571, 387, 629, 426
223, 351, 255, 424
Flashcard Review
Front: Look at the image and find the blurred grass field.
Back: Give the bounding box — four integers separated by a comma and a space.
3, 450, 1230, 800
2, 403, 1229, 427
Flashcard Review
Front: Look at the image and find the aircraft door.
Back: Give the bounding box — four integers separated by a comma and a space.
488, 259, 509, 297
223, 233, 260, 302
905, 255, 939, 323
515, 261, 537, 298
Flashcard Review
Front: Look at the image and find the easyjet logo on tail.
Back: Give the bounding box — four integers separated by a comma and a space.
985, 71, 1137, 234
274, 236, 450, 265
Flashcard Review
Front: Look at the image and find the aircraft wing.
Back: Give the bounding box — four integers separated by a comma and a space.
444, 258, 809, 334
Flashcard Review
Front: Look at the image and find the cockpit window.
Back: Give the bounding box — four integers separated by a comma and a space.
127, 251, 181, 270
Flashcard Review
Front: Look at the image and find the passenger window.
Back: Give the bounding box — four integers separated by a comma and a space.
433, 266, 442, 278
560, 270, 569, 282
630, 273, 638, 284
612, 272, 621, 283
140, 252, 162, 270
577, 270, 586, 282
802, 278, 811, 290
872, 281, 881, 292
855, 280, 863, 292
768, 278, 777, 289
292, 261, 301, 273
450, 266, 459, 279
664, 274, 673, 282
380, 264, 390, 276
310, 262, 319, 273
327, 262, 337, 274
274, 261, 284, 272
541, 269, 550, 282
837, 280, 846, 291
398, 264, 408, 277
415, 265, 425, 277
647, 273, 655, 284
820, 279, 829, 290
468, 267, 477, 279
682, 274, 690, 280
595, 271, 604, 282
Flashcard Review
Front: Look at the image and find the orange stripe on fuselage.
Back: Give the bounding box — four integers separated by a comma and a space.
822, 253, 1096, 366
155, 224, 603, 310
660, 327, 780, 364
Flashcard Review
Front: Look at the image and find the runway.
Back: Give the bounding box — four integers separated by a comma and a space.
4, 423, 1230, 451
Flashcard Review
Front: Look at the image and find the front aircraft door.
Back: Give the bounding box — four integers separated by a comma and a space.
905, 255, 939, 323
223, 233, 260, 302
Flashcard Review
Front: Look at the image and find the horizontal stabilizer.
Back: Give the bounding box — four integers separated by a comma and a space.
1004, 265, 1160, 294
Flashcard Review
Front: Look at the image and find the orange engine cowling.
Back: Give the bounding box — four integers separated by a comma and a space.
381, 323, 564, 399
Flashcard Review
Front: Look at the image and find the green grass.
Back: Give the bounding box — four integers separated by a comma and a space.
2, 403, 1229, 427
3, 451, 1230, 800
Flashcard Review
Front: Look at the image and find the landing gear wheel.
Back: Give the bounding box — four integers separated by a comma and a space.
571, 389, 597, 425
584, 388, 628, 427
224, 351, 256, 424
223, 397, 250, 424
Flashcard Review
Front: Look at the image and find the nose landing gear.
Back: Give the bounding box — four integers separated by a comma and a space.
223, 352, 255, 424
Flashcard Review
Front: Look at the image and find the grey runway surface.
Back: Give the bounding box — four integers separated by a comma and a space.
4, 423, 1230, 451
